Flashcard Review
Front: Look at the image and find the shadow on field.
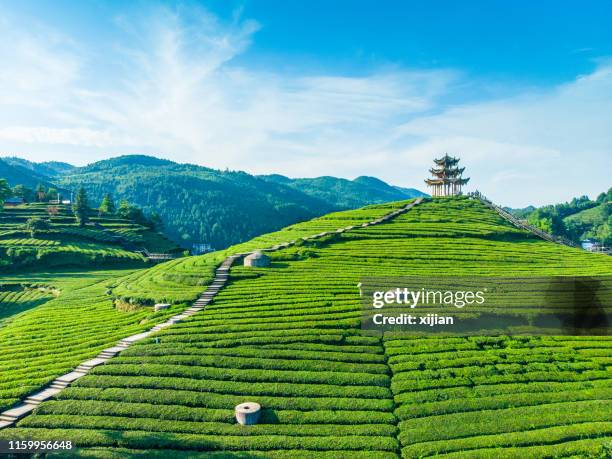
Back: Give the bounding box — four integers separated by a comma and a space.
547, 277, 610, 335
0, 297, 52, 323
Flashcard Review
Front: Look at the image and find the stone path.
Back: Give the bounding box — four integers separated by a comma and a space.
0, 197, 424, 430
469, 193, 578, 248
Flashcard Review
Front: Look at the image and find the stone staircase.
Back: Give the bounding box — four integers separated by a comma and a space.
469, 192, 579, 248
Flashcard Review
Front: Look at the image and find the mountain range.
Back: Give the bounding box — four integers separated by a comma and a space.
0, 155, 426, 249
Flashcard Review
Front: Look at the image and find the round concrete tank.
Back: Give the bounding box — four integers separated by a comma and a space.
243, 251, 271, 268
235, 402, 261, 425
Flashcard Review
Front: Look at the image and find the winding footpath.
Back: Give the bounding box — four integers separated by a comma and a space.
0, 197, 424, 430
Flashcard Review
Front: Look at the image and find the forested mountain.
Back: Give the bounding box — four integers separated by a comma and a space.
2, 157, 75, 178
2, 154, 426, 249
259, 174, 426, 208
0, 159, 56, 189
54, 156, 332, 249
508, 187, 611, 245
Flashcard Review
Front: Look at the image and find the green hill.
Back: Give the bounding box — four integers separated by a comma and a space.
565, 205, 608, 225
2, 155, 428, 250
258, 174, 426, 209
1, 157, 75, 178
1, 196, 610, 457
0, 202, 179, 271
57, 156, 338, 250
564, 203, 611, 244
508, 188, 611, 245
0, 159, 57, 189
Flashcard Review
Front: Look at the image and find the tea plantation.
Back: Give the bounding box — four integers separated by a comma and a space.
0, 203, 178, 271
108, 200, 411, 306
1, 197, 611, 457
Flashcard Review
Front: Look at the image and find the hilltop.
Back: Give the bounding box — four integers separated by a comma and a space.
1, 196, 610, 457
1, 157, 75, 178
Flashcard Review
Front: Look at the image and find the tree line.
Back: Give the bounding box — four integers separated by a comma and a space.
514, 188, 611, 246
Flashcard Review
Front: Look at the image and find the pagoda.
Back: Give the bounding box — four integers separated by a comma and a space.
425, 154, 470, 196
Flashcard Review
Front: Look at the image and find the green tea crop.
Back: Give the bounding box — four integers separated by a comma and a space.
0, 203, 179, 271
1, 197, 611, 457
0, 269, 191, 414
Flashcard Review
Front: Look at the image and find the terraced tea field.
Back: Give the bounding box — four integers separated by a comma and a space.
0, 202, 412, 421
109, 200, 412, 306
0, 268, 197, 414
0, 284, 55, 326
1, 196, 609, 457
0, 203, 178, 271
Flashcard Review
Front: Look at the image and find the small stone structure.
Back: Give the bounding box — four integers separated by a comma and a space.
154, 303, 171, 312
243, 251, 271, 268
235, 402, 261, 425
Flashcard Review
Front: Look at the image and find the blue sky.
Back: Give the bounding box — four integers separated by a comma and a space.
0, 0, 611, 206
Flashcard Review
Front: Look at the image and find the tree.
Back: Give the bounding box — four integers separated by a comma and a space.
595, 221, 611, 246
117, 200, 148, 225
11, 185, 34, 203
46, 187, 59, 202
148, 212, 164, 231
99, 193, 116, 214
73, 187, 89, 226
25, 217, 50, 238
0, 179, 11, 210
596, 187, 612, 204
35, 184, 46, 202
117, 199, 131, 219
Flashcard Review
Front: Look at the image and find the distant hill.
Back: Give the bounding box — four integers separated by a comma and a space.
2, 154, 427, 249
504, 205, 536, 218
392, 184, 429, 198
0, 159, 56, 189
508, 188, 611, 245
56, 155, 426, 249
258, 174, 426, 208
57, 156, 338, 249
1, 157, 75, 178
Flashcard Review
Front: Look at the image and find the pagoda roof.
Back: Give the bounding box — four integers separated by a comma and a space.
429, 166, 465, 177
433, 153, 460, 166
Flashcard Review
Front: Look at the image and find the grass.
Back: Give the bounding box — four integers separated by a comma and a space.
0, 196, 611, 457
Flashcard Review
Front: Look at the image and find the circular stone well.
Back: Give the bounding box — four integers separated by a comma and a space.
235, 402, 261, 425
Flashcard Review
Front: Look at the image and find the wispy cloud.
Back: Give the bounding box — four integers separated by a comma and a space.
0, 4, 610, 207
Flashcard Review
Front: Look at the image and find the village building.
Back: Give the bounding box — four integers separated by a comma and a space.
192, 243, 215, 255
3, 197, 25, 207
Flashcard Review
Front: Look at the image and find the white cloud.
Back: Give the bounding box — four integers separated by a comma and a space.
0, 4, 610, 207
394, 64, 612, 205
